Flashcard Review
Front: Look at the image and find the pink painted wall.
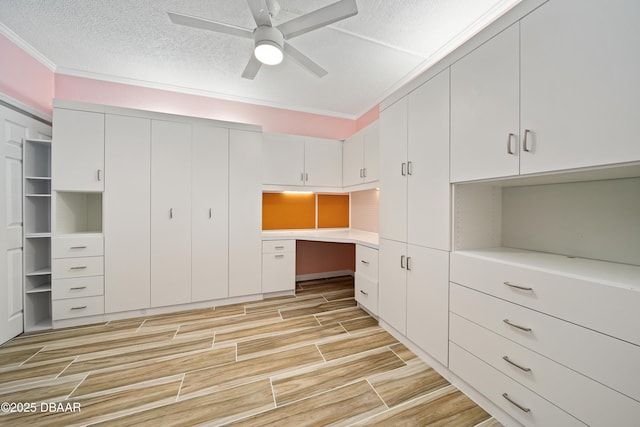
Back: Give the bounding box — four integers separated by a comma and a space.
55, 74, 359, 139
0, 34, 54, 116
296, 241, 355, 276
351, 189, 379, 233
356, 104, 379, 131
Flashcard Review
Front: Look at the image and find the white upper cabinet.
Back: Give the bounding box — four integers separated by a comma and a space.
450, 23, 520, 183
519, 0, 640, 174
343, 122, 380, 187
262, 133, 342, 188
52, 108, 105, 191
363, 122, 380, 183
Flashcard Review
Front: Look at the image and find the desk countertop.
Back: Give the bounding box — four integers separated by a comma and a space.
262, 229, 379, 249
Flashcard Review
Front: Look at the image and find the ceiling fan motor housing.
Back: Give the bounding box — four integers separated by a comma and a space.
254, 25, 284, 64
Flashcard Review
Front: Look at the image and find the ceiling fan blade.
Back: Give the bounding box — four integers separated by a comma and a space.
247, 0, 273, 27
277, 0, 358, 39
283, 42, 328, 78
167, 11, 254, 39
241, 54, 263, 79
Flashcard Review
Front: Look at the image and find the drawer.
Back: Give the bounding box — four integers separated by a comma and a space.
53, 257, 104, 279
263, 240, 295, 254
262, 251, 296, 293
450, 313, 640, 426
53, 234, 103, 258
450, 283, 640, 402
53, 295, 104, 320
356, 245, 378, 281
450, 343, 585, 427
450, 250, 640, 346
52, 276, 103, 300
355, 272, 378, 315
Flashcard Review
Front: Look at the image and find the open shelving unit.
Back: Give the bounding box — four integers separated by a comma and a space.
23, 138, 53, 331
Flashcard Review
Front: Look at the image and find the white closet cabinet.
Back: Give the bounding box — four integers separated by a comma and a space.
304, 138, 342, 188
191, 125, 229, 302
52, 108, 105, 191
342, 122, 379, 187
519, 0, 640, 174
104, 115, 151, 313
378, 238, 406, 333
450, 23, 519, 183
229, 130, 262, 297
150, 120, 192, 307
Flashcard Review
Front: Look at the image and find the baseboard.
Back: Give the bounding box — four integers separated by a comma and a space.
296, 269, 354, 282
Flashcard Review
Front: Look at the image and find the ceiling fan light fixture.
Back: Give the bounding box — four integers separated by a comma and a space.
254, 25, 284, 65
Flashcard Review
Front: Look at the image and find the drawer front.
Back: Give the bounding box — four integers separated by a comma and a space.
450, 343, 586, 427
450, 252, 640, 345
53, 257, 104, 279
263, 240, 296, 254
355, 272, 378, 315
53, 235, 103, 258
450, 313, 640, 426
356, 245, 378, 281
450, 283, 640, 402
262, 252, 296, 293
52, 276, 103, 300
53, 295, 104, 320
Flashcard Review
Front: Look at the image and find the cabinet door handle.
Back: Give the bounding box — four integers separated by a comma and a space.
301, 172, 305, 182
502, 393, 531, 413
360, 289, 368, 296
523, 129, 531, 152
305, 172, 309, 182
275, 254, 284, 259
507, 133, 515, 155
503, 356, 532, 372
400, 255, 406, 269
97, 169, 102, 181
70, 266, 87, 270
70, 306, 87, 311
503, 319, 532, 332
169, 208, 173, 219
360, 260, 370, 265
406, 256, 412, 271
504, 281, 533, 291
401, 162, 407, 176
407, 161, 413, 176
359, 168, 363, 178
209, 208, 212, 219
363, 168, 367, 178
69, 286, 87, 290
69, 246, 87, 250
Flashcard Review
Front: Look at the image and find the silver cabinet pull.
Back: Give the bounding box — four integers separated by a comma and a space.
503, 319, 532, 332
209, 208, 212, 219
360, 260, 370, 265
407, 161, 413, 176
169, 208, 173, 219
401, 162, 407, 176
360, 289, 368, 296
507, 133, 515, 155
70, 246, 87, 250
504, 281, 533, 291
363, 168, 367, 178
502, 393, 531, 413
305, 172, 309, 182
523, 129, 531, 152
400, 255, 406, 269
274, 245, 285, 250
71, 306, 87, 310
70, 266, 87, 270
301, 172, 305, 182
97, 169, 102, 181
69, 286, 87, 290
359, 168, 363, 178
406, 256, 412, 271
503, 356, 532, 372
275, 254, 284, 259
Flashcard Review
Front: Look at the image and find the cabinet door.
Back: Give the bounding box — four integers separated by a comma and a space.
229, 130, 262, 297
262, 252, 296, 293
192, 125, 228, 302
406, 245, 449, 366
450, 23, 520, 182
52, 108, 104, 191
379, 98, 408, 242
151, 120, 191, 307
407, 70, 450, 251
520, 0, 640, 174
304, 138, 342, 187
378, 238, 407, 334
262, 133, 305, 186
104, 115, 151, 313
342, 131, 364, 187
363, 121, 379, 183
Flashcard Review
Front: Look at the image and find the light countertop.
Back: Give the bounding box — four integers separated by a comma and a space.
262, 228, 379, 249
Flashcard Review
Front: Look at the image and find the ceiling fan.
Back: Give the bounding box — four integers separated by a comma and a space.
167, 0, 358, 79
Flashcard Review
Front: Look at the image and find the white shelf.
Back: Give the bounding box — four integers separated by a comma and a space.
26, 282, 52, 294
29, 319, 53, 332
26, 176, 52, 180
26, 267, 52, 277
26, 232, 51, 239
26, 193, 51, 197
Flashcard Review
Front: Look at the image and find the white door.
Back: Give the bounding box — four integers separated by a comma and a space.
0, 104, 51, 344
304, 137, 342, 188
378, 238, 407, 335
151, 120, 192, 307
342, 131, 364, 187
192, 125, 229, 302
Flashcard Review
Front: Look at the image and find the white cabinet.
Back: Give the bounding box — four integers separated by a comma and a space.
342, 122, 379, 187
354, 244, 378, 315
192, 125, 229, 302
104, 114, 151, 313
262, 240, 296, 293
378, 239, 406, 333
150, 120, 192, 307
380, 69, 450, 251
229, 130, 262, 297
52, 108, 104, 191
262, 133, 342, 188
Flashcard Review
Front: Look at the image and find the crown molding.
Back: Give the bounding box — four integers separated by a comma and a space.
0, 23, 56, 71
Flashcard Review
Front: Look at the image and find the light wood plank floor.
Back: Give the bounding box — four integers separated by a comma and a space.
0, 276, 501, 426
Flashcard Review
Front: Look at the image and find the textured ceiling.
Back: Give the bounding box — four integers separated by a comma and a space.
0, 0, 521, 118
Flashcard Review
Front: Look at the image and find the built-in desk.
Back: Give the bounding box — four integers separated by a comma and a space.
262, 229, 379, 249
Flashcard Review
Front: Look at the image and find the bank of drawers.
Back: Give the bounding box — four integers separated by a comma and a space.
355, 244, 378, 315
52, 234, 104, 320
449, 250, 640, 426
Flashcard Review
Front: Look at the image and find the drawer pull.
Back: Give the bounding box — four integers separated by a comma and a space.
503, 319, 532, 332
274, 254, 285, 259
70, 266, 87, 270
69, 286, 87, 290
506, 133, 515, 155
360, 290, 368, 296
70, 246, 88, 250
503, 356, 532, 372
400, 255, 406, 269
274, 246, 285, 250
360, 260, 370, 265
504, 281, 533, 291
502, 393, 531, 413
70, 306, 87, 311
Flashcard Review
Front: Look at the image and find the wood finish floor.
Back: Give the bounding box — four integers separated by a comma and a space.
0, 276, 501, 426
